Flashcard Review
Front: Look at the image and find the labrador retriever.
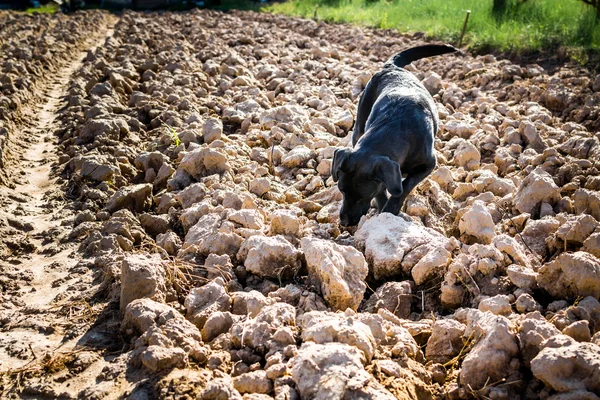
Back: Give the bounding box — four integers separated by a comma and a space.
332, 44, 456, 226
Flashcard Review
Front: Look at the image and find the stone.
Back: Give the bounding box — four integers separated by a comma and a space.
556, 214, 598, 247
156, 231, 182, 256
361, 281, 412, 319
120, 254, 166, 314
517, 311, 561, 366
425, 319, 466, 364
478, 295, 512, 316
139, 213, 170, 237
106, 183, 153, 213
185, 278, 232, 329
515, 293, 541, 313
269, 210, 301, 237
249, 178, 270, 197
233, 371, 273, 395
291, 342, 395, 400
281, 146, 314, 169
238, 235, 302, 280
179, 147, 230, 180
584, 233, 600, 258
231, 290, 275, 317
457, 309, 519, 390
228, 209, 265, 230
538, 251, 600, 299
140, 345, 187, 372
354, 213, 450, 280
300, 311, 376, 363
201, 311, 234, 342
574, 189, 600, 221
203, 117, 223, 144
182, 213, 244, 259
454, 139, 480, 170
458, 200, 496, 244
411, 247, 452, 285
301, 237, 367, 311
531, 335, 600, 394
562, 320, 592, 343
513, 166, 561, 215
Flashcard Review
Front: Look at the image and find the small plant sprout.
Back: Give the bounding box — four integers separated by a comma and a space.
161, 120, 181, 147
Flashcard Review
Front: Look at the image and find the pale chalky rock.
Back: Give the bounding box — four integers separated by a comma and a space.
513, 166, 561, 214
106, 183, 153, 213
291, 342, 396, 400
156, 231, 182, 256
517, 311, 561, 366
179, 147, 229, 180
140, 346, 187, 372
122, 299, 207, 368
478, 295, 512, 316
538, 251, 600, 299
333, 109, 354, 131
231, 303, 296, 350
199, 376, 242, 400
202, 117, 222, 144
531, 335, 600, 394
574, 189, 600, 221
201, 311, 234, 342
233, 371, 273, 395
354, 213, 450, 280
238, 235, 302, 279
175, 182, 208, 209
269, 210, 301, 236
120, 253, 166, 314
185, 278, 232, 329
301, 237, 367, 311
281, 145, 314, 168
584, 233, 600, 258
422, 72, 442, 94
471, 169, 516, 196
300, 311, 376, 363
231, 290, 275, 317
458, 200, 496, 244
228, 209, 265, 230
181, 213, 243, 259
259, 105, 309, 131
507, 264, 538, 289
515, 293, 541, 313
361, 281, 412, 319
453, 138, 480, 170
249, 177, 270, 197
555, 214, 598, 247
411, 247, 452, 285
425, 319, 466, 363
456, 309, 519, 390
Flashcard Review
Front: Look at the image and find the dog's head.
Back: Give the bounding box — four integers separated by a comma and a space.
332, 148, 403, 226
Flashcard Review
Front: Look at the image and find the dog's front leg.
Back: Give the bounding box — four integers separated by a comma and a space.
375, 191, 388, 212
382, 195, 403, 215
394, 163, 436, 210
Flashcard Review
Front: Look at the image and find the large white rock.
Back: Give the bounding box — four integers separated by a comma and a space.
354, 213, 451, 280
300, 311, 376, 363
301, 237, 367, 311
531, 335, 600, 394
269, 210, 302, 237
425, 319, 466, 363
538, 251, 600, 299
120, 253, 166, 314
259, 105, 309, 131
179, 147, 230, 180
227, 209, 265, 230
457, 309, 519, 390
458, 200, 496, 244
185, 278, 232, 329
291, 342, 396, 400
181, 213, 243, 259
453, 138, 481, 170
281, 145, 314, 169
237, 235, 302, 279
513, 166, 561, 215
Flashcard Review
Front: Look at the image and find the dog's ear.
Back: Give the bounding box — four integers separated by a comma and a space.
374, 156, 403, 196
331, 148, 350, 182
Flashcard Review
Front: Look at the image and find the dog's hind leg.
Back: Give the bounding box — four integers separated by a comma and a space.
383, 162, 435, 214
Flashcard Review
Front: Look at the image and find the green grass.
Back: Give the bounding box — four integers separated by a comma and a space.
25, 2, 59, 13
263, 0, 600, 53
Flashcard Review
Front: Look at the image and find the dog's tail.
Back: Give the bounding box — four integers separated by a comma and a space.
387, 44, 457, 69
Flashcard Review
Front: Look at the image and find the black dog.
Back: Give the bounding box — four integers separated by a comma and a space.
332, 45, 456, 226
